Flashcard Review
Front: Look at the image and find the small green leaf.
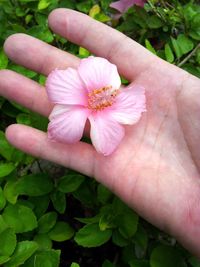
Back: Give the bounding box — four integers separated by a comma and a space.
145, 39, 156, 55
164, 43, 174, 63
16, 113, 31, 126
0, 228, 16, 256
147, 16, 163, 29
34, 234, 52, 250
97, 184, 112, 204
48, 222, 74, 242
2, 203, 38, 233
150, 245, 186, 267
177, 34, 194, 55
57, 174, 85, 193
32, 250, 60, 267
171, 37, 182, 58
4, 174, 53, 204
38, 212, 57, 234
89, 4, 100, 18
79, 47, 90, 58
4, 241, 38, 267
0, 215, 7, 233
0, 163, 16, 178
0, 255, 10, 265
0, 49, 8, 69
50, 190, 66, 214
75, 223, 112, 247
112, 229, 129, 247
117, 209, 139, 239
71, 263, 80, 267
0, 186, 6, 210
38, 0, 50, 10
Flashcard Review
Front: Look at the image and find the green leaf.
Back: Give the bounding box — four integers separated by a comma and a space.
112, 229, 129, 247
0, 186, 6, 210
0, 131, 14, 161
74, 223, 112, 247
0, 255, 10, 265
177, 34, 194, 54
9, 64, 37, 78
145, 39, 156, 55
48, 222, 74, 242
17, 173, 53, 196
133, 225, 148, 251
0, 215, 7, 233
4, 174, 53, 204
71, 263, 80, 267
2, 203, 38, 233
38, 212, 57, 234
38, 0, 50, 10
34, 234, 52, 250
0, 49, 8, 69
79, 47, 90, 58
164, 43, 174, 63
150, 245, 186, 267
30, 195, 50, 218
0, 163, 16, 178
97, 184, 112, 204
117, 209, 139, 239
147, 16, 163, 29
4, 241, 38, 267
0, 228, 16, 256
57, 173, 85, 193
171, 37, 182, 58
50, 190, 66, 214
16, 113, 31, 126
32, 250, 60, 267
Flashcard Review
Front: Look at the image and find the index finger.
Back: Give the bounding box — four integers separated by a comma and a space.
48, 8, 158, 80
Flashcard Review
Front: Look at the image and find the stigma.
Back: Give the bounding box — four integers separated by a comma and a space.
88, 86, 118, 111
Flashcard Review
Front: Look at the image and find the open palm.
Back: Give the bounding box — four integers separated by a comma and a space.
0, 9, 200, 256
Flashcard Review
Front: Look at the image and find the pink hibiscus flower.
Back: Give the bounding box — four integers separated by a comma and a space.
46, 57, 146, 156
110, 0, 146, 13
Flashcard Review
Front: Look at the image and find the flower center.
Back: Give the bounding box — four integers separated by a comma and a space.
88, 86, 118, 111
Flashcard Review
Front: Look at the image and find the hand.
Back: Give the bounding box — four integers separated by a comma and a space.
0, 8, 200, 257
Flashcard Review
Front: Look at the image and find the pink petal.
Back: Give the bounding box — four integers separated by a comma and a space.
89, 112, 125, 156
110, 85, 146, 124
46, 68, 87, 106
48, 105, 90, 143
110, 0, 146, 13
78, 57, 121, 93
110, 0, 135, 13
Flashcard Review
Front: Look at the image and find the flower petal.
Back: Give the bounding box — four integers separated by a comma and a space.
110, 0, 146, 13
110, 85, 146, 124
78, 57, 121, 93
46, 68, 87, 106
48, 105, 90, 143
89, 113, 125, 156
110, 0, 135, 13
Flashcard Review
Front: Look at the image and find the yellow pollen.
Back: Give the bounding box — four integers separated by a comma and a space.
88, 86, 118, 111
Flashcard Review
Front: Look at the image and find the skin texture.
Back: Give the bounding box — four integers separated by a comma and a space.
0, 8, 200, 257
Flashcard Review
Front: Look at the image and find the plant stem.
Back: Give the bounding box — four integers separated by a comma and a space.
178, 43, 200, 67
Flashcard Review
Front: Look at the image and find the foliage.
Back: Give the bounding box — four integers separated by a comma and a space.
0, 0, 200, 266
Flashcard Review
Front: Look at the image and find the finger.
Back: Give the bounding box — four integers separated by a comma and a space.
4, 33, 80, 76
48, 8, 157, 80
0, 70, 52, 117
6, 124, 95, 176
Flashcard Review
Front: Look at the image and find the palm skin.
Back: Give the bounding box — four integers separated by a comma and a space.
0, 8, 200, 257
